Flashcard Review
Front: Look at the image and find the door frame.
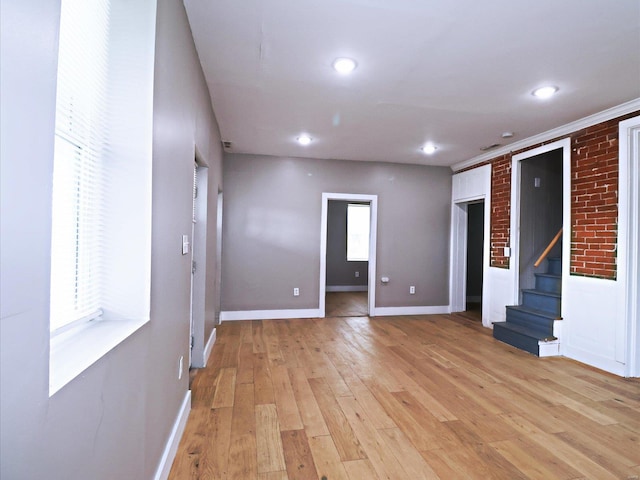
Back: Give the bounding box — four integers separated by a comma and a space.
320, 193, 378, 317
510, 138, 571, 313
619, 115, 640, 377
450, 164, 491, 327
190, 151, 209, 368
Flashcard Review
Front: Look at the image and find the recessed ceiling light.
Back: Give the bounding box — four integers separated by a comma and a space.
332, 57, 357, 74
297, 135, 312, 146
501, 131, 514, 138
421, 144, 437, 154
532, 86, 559, 99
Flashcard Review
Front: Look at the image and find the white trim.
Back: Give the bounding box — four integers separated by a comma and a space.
220, 309, 322, 321
372, 305, 450, 316
203, 327, 217, 367
320, 193, 378, 318
189, 151, 209, 369
452, 98, 640, 172
449, 165, 492, 327
49, 317, 148, 395
154, 390, 191, 480
562, 346, 626, 377
619, 115, 640, 377
538, 340, 561, 357
326, 285, 368, 292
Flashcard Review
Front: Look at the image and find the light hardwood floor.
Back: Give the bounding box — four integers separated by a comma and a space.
169, 314, 640, 479
325, 292, 368, 317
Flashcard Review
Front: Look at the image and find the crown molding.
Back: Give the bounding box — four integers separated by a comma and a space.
451, 98, 640, 172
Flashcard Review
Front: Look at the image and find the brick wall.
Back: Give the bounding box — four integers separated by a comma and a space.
490, 155, 511, 268
456, 110, 639, 278
570, 119, 621, 279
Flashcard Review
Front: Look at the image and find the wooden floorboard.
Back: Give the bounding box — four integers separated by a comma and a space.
170, 314, 640, 479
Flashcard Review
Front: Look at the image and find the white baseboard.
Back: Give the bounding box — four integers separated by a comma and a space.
220, 308, 322, 321
221, 305, 452, 320
326, 285, 368, 292
203, 328, 217, 367
154, 390, 191, 480
562, 345, 626, 376
372, 305, 450, 317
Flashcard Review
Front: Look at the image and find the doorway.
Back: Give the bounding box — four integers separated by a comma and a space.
517, 149, 563, 298
325, 201, 369, 317
449, 163, 491, 326
465, 201, 484, 320
320, 193, 378, 317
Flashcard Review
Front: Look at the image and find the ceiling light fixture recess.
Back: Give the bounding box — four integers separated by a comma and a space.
532, 85, 559, 99
421, 144, 437, 154
297, 135, 312, 146
332, 57, 357, 74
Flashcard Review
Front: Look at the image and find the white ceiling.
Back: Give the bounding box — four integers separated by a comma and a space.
183, 0, 640, 168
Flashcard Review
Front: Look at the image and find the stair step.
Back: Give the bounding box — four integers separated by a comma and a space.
547, 257, 562, 275
505, 305, 558, 336
534, 272, 562, 294
493, 322, 557, 356
521, 289, 561, 315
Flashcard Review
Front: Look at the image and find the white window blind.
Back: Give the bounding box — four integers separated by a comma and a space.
193, 164, 198, 223
50, 0, 111, 333
347, 203, 370, 262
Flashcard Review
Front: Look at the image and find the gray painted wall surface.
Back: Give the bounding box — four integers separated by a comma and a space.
327, 201, 368, 287
0, 0, 223, 478
222, 154, 452, 311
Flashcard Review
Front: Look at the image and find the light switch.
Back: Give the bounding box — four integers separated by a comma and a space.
182, 235, 190, 255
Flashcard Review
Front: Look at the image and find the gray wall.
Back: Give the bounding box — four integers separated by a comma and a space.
222, 154, 452, 311
327, 201, 368, 288
0, 0, 223, 478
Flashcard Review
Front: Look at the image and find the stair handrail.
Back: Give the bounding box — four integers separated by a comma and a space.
534, 228, 563, 268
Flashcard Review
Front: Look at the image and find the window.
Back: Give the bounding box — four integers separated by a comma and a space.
50, 0, 110, 334
346, 203, 370, 261
49, 0, 156, 394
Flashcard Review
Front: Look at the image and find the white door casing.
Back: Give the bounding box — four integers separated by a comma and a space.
618, 115, 640, 376
450, 165, 491, 327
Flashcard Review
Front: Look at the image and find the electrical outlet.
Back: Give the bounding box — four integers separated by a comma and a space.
178, 355, 184, 380
409, 286, 416, 294
355, 271, 360, 278
293, 287, 300, 297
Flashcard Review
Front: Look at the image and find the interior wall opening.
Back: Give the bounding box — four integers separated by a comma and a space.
465, 201, 484, 321
517, 148, 564, 300
325, 200, 369, 317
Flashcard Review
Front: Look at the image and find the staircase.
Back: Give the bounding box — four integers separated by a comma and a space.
493, 257, 562, 356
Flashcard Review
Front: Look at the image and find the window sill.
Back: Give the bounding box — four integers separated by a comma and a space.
49, 316, 148, 396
